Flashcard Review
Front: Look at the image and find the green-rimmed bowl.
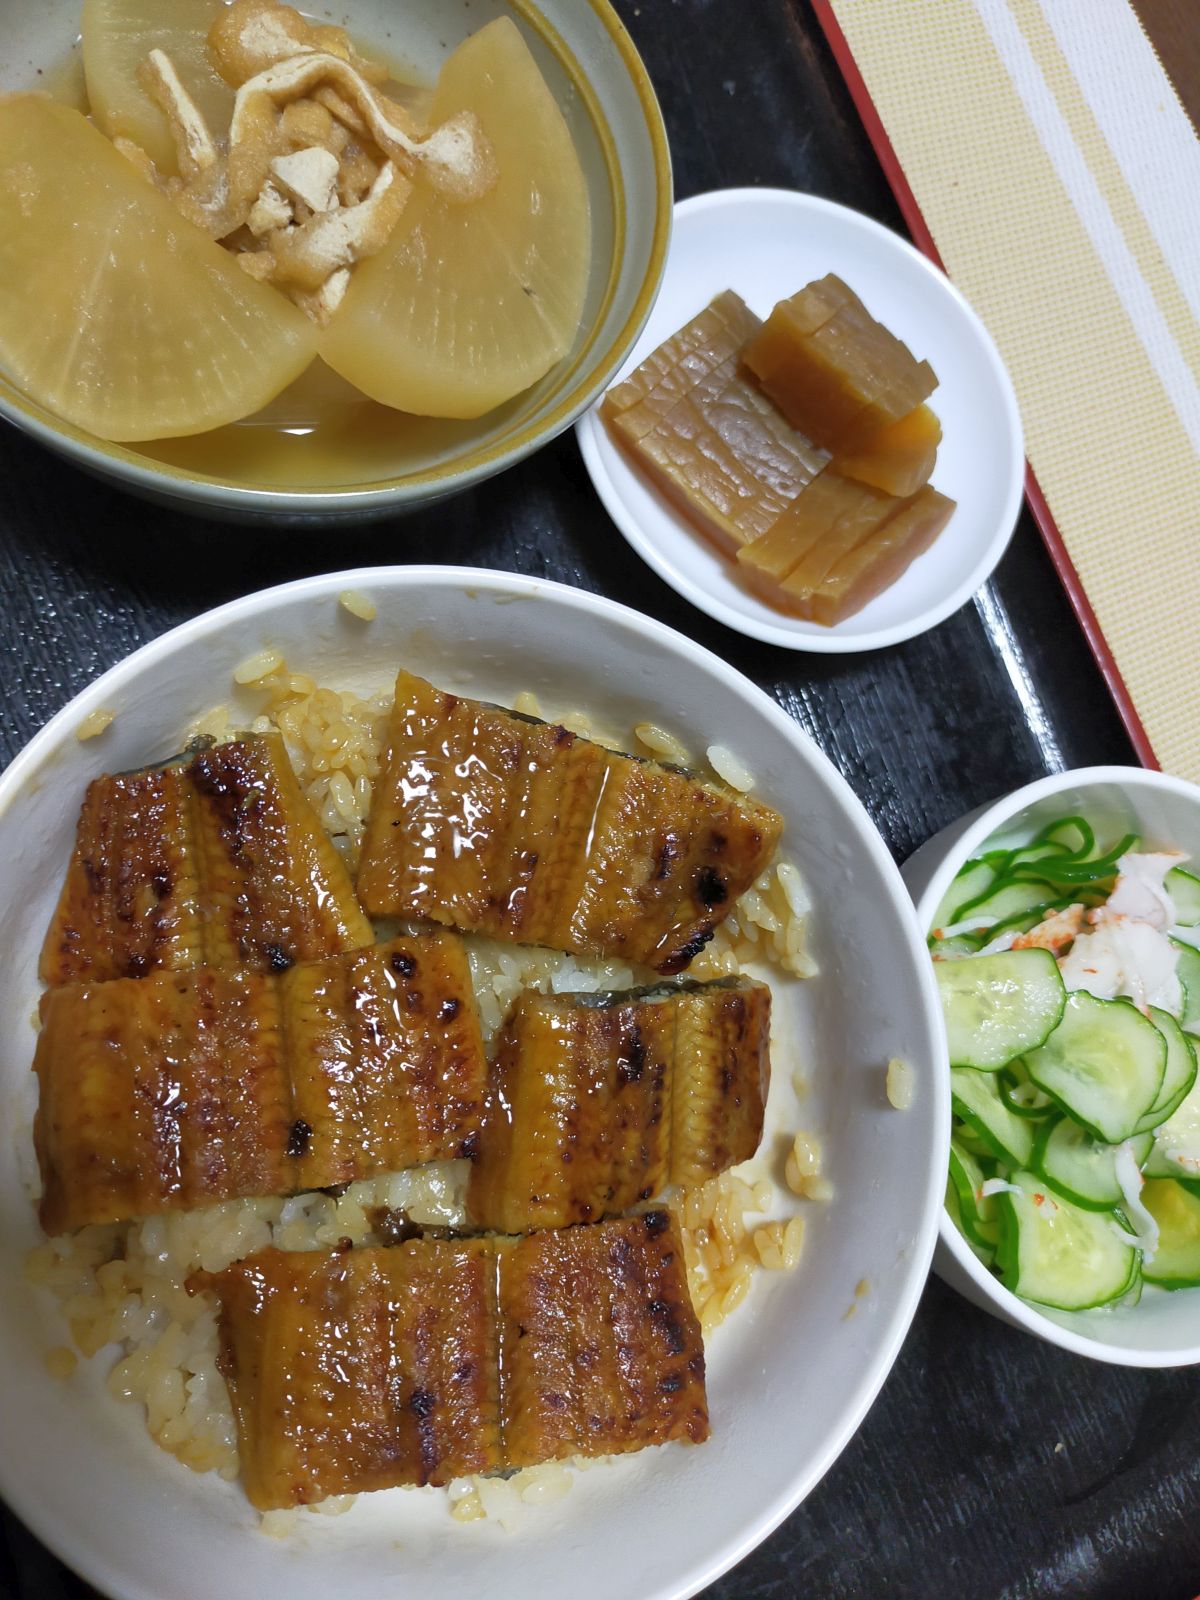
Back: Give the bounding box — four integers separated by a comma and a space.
0, 0, 670, 520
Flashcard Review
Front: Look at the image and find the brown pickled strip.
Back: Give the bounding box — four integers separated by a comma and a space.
833, 403, 941, 497
33, 931, 486, 1233
40, 733, 372, 985
467, 977, 771, 1232
742, 470, 910, 600
601, 291, 761, 438
800, 486, 956, 625
742, 279, 936, 452
357, 671, 783, 973
606, 299, 830, 558
194, 1240, 502, 1509
196, 1212, 705, 1509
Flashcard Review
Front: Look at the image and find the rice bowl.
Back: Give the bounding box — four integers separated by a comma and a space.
0, 567, 946, 1600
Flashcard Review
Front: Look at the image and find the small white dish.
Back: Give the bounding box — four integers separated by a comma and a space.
576, 188, 1024, 652
0, 567, 947, 1600
903, 765, 1200, 1367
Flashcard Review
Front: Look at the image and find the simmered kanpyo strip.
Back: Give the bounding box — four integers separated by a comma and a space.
467, 978, 771, 1232
40, 733, 371, 985
33, 933, 485, 1233
357, 671, 783, 973
196, 1212, 705, 1509
742, 276, 936, 453
196, 1241, 502, 1509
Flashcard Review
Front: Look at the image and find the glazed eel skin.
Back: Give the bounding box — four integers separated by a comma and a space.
356, 670, 783, 974
468, 977, 771, 1232
34, 932, 485, 1233
40, 733, 372, 986
194, 1210, 708, 1509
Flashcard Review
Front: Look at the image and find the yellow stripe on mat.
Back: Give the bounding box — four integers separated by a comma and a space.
830, 0, 1200, 781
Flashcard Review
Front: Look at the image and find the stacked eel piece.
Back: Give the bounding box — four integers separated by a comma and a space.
33, 673, 785, 1507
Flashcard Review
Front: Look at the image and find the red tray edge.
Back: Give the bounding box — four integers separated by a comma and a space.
810, 0, 1158, 771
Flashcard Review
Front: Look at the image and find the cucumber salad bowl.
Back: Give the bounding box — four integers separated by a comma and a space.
904, 767, 1200, 1367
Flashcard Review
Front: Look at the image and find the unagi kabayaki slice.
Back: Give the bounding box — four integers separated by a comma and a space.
196, 1240, 503, 1508
195, 1212, 706, 1509
467, 977, 771, 1232
40, 732, 370, 985
0, 98, 316, 442
356, 671, 783, 972
318, 18, 591, 418
34, 932, 485, 1233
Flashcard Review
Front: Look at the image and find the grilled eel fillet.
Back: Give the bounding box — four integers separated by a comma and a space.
356, 670, 783, 974
34, 932, 485, 1233
193, 1210, 707, 1509
40, 732, 372, 985
468, 977, 771, 1232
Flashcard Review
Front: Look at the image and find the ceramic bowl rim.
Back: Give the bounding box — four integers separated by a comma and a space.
0, 563, 950, 1599
574, 185, 1026, 654
0, 0, 673, 515
912, 762, 1200, 1368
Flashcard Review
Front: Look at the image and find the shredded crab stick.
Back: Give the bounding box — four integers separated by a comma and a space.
356, 671, 784, 974
34, 932, 486, 1234
40, 733, 372, 986
468, 977, 771, 1232
193, 1211, 708, 1509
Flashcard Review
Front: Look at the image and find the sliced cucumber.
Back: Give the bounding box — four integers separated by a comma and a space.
1032, 816, 1094, 857
1133, 1008, 1197, 1133
999, 1060, 1056, 1119
1144, 1045, 1200, 1180
1142, 1180, 1200, 1288
948, 1138, 999, 1249
932, 859, 996, 932
1170, 936, 1200, 1033
954, 879, 1062, 926
930, 935, 987, 960
1118, 1268, 1144, 1308
1167, 866, 1200, 928
1025, 991, 1166, 1143
1034, 1118, 1153, 1211
936, 948, 1066, 1071
945, 1176, 996, 1267
952, 1118, 999, 1164
993, 1170, 1139, 1310
951, 1068, 1036, 1168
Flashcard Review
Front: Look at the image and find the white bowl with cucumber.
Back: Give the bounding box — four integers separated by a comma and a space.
903, 767, 1200, 1367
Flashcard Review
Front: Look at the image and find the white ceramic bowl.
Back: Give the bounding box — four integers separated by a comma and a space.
0, 1, 669, 520
576, 188, 1025, 652
903, 765, 1200, 1367
0, 567, 946, 1600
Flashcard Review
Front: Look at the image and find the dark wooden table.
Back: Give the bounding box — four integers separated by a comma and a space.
2, 4, 1197, 1598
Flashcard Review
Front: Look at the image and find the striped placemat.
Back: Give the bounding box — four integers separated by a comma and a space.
817, 0, 1200, 783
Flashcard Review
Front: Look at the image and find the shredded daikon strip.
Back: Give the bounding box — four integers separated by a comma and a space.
979, 1178, 1022, 1198
934, 915, 1000, 941
1114, 1141, 1159, 1264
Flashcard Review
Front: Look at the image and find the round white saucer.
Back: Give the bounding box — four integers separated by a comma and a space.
575, 188, 1024, 652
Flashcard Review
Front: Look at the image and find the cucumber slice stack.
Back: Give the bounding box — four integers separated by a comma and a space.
930, 815, 1200, 1314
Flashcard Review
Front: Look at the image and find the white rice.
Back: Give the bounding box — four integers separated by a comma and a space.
28, 660, 821, 1526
